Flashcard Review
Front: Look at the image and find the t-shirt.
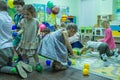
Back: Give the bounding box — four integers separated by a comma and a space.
86, 41, 103, 49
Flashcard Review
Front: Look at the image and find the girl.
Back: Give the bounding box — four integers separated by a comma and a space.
17, 4, 42, 71
98, 20, 119, 57
37, 23, 78, 71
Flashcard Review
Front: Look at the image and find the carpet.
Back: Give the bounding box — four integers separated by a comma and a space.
70, 52, 120, 80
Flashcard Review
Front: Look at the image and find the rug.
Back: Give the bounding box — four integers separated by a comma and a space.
70, 52, 120, 80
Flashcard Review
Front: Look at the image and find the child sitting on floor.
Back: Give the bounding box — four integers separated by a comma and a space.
80, 36, 119, 61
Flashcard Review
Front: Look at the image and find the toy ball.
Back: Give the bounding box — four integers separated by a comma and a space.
67, 60, 72, 66
39, 24, 46, 32
83, 69, 89, 76
12, 25, 17, 30
71, 60, 76, 65
52, 6, 59, 14
12, 32, 18, 37
36, 65, 43, 72
46, 60, 51, 66
84, 63, 90, 69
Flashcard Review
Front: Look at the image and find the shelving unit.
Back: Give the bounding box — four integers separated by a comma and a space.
61, 15, 76, 24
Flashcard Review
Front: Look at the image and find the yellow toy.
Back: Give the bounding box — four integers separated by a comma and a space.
83, 69, 89, 76
71, 60, 76, 65
84, 63, 90, 69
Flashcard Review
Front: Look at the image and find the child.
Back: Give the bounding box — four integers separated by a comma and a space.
13, 0, 25, 62
98, 20, 118, 57
37, 23, 78, 71
81, 36, 118, 61
0, 1, 32, 78
40, 27, 51, 39
17, 4, 42, 71
69, 32, 83, 49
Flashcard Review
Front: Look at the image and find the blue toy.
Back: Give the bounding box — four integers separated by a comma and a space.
12, 25, 17, 30
67, 60, 72, 66
12, 32, 18, 37
46, 60, 51, 66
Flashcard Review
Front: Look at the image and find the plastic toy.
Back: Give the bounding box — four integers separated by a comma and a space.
83, 69, 89, 76
36, 65, 43, 72
84, 63, 89, 69
67, 60, 72, 66
46, 60, 51, 66
71, 60, 76, 65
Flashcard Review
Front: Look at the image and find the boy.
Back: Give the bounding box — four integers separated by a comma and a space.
0, 0, 32, 78
80, 36, 119, 61
13, 0, 25, 62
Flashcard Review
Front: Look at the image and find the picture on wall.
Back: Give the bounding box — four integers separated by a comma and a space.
33, 4, 46, 23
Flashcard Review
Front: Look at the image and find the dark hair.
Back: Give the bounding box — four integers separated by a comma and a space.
13, 0, 25, 6
0, 0, 7, 11
42, 27, 50, 33
23, 4, 36, 17
66, 23, 78, 32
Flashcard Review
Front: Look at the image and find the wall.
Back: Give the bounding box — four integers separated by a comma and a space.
25, 0, 80, 26
79, 0, 113, 27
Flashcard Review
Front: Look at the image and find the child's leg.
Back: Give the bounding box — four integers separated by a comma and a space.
98, 43, 108, 61
16, 47, 23, 62
0, 66, 17, 74
13, 35, 23, 62
33, 51, 42, 72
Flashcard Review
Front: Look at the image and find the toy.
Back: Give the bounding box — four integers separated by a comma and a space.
67, 60, 72, 66
83, 69, 89, 76
71, 60, 76, 65
12, 32, 18, 37
84, 63, 90, 69
46, 60, 51, 66
36, 65, 43, 72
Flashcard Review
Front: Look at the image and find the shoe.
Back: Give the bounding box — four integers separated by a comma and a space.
100, 54, 107, 61
16, 61, 27, 78
113, 48, 119, 57
19, 61, 33, 73
52, 61, 68, 71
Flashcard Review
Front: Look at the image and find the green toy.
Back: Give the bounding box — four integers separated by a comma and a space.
36, 64, 43, 72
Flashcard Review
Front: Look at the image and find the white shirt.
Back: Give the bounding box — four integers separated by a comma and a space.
86, 41, 103, 49
0, 11, 13, 49
69, 33, 80, 44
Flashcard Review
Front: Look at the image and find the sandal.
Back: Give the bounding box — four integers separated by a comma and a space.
16, 61, 27, 78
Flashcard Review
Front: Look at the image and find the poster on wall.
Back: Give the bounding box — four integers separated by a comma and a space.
57, 6, 69, 18
33, 4, 46, 23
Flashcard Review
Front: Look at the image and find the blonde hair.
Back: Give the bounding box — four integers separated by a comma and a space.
101, 20, 110, 28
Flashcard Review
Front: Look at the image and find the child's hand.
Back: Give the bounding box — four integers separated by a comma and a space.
72, 54, 80, 59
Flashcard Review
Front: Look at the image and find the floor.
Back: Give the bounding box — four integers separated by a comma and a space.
0, 51, 119, 80
0, 67, 112, 80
